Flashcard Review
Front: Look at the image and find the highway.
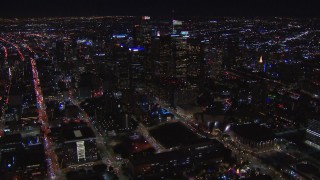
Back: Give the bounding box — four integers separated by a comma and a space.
0, 40, 16, 136
0, 44, 8, 63
0, 37, 25, 61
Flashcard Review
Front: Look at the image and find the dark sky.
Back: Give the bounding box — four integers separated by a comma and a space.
0, 0, 319, 17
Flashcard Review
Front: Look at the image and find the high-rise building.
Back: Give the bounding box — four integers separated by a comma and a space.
113, 45, 130, 89
128, 47, 145, 89
55, 40, 65, 63
153, 35, 174, 78
186, 38, 206, 86
112, 44, 146, 90
135, 17, 154, 82
305, 119, 320, 150
140, 16, 153, 46
172, 35, 188, 79
222, 38, 239, 69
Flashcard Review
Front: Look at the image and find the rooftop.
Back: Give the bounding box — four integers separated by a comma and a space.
232, 123, 275, 142
62, 126, 96, 143
149, 122, 208, 149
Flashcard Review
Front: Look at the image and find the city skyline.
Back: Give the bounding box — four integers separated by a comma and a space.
0, 2, 320, 179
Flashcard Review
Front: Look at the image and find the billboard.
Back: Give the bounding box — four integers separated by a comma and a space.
173, 20, 183, 26
112, 34, 127, 39
129, 47, 145, 52
142, 16, 151, 20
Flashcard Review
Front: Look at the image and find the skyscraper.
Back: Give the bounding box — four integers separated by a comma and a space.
112, 44, 130, 89
128, 46, 145, 89
55, 40, 65, 63
153, 35, 174, 78
222, 38, 239, 69
306, 119, 320, 150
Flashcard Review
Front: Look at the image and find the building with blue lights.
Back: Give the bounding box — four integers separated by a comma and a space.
0, 136, 47, 180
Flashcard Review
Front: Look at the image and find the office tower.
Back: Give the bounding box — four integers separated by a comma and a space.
172, 35, 188, 79
222, 38, 239, 69
186, 38, 206, 86
112, 44, 130, 89
306, 119, 320, 150
128, 47, 145, 89
153, 35, 174, 78
55, 40, 65, 63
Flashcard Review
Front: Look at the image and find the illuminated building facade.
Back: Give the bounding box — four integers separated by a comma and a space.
172, 35, 188, 79
305, 119, 320, 150
60, 127, 98, 168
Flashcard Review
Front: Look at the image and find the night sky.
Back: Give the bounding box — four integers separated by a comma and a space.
0, 0, 319, 17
